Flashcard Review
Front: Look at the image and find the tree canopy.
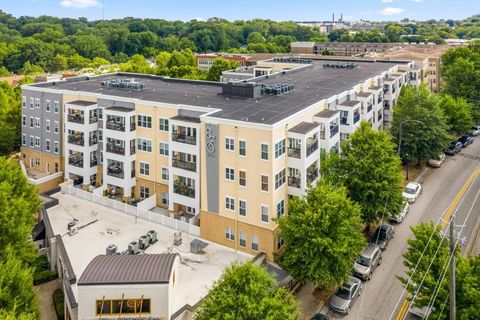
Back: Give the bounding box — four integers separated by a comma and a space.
206, 59, 239, 81
438, 95, 474, 135
277, 180, 365, 290
194, 262, 299, 320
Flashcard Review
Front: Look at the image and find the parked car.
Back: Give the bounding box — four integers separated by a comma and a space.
370, 223, 394, 250
444, 141, 462, 155
311, 313, 330, 320
428, 153, 445, 168
353, 243, 382, 280
390, 201, 410, 223
402, 182, 422, 203
458, 134, 474, 147
328, 276, 362, 315
470, 125, 480, 136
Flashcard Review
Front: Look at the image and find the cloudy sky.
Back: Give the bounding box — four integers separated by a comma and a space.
3, 0, 478, 21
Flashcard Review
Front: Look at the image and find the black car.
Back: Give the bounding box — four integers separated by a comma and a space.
311, 313, 330, 320
444, 141, 462, 155
458, 135, 474, 147
370, 223, 394, 250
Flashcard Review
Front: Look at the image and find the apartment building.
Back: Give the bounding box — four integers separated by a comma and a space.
22, 57, 417, 261
195, 53, 250, 71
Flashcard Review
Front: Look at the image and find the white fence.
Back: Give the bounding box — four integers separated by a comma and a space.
60, 184, 201, 236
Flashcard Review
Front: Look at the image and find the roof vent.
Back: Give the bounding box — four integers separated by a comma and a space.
106, 244, 117, 255
174, 232, 182, 246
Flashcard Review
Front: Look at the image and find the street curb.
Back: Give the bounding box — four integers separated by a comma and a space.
414, 165, 430, 184
466, 209, 480, 256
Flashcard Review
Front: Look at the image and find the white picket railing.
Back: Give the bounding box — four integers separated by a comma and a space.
60, 184, 201, 236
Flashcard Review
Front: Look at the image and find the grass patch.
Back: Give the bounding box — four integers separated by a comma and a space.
52, 289, 64, 320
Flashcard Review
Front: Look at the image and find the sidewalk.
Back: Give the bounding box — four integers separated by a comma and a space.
35, 279, 61, 320
295, 282, 328, 319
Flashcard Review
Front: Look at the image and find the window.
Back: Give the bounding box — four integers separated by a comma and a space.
276, 200, 285, 218
239, 231, 246, 247
140, 186, 150, 199
261, 144, 269, 160
35, 157, 40, 165
275, 169, 286, 189
46, 119, 50, 132
22, 134, 26, 146
96, 298, 151, 316
261, 205, 269, 222
22, 96, 26, 108
252, 235, 259, 251
261, 175, 269, 192
45, 100, 50, 112
225, 137, 234, 151
137, 138, 152, 152
54, 141, 59, 154
54, 101, 59, 113
22, 115, 26, 126
35, 98, 40, 108
159, 142, 169, 156
29, 136, 34, 147
225, 196, 235, 211
275, 139, 285, 158
98, 108, 103, 119
239, 140, 246, 156
137, 115, 152, 128
140, 162, 150, 176
159, 118, 169, 131
239, 170, 246, 187
277, 237, 285, 250
29, 98, 34, 109
98, 129, 103, 142
35, 117, 40, 128
239, 200, 246, 217
55, 162, 59, 172
54, 121, 59, 134
162, 167, 169, 180
46, 162, 50, 173
34, 136, 40, 148
162, 192, 169, 205
45, 139, 50, 152
225, 167, 235, 181
30, 117, 34, 128
225, 227, 235, 240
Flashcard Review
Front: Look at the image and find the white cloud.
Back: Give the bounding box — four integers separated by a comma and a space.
379, 7, 406, 15
60, 0, 99, 8
381, 0, 394, 3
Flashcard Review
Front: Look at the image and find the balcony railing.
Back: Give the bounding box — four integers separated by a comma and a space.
68, 157, 83, 168
367, 104, 373, 113
68, 135, 84, 146
384, 101, 391, 110
89, 116, 98, 124
68, 115, 84, 124
287, 147, 301, 159
106, 121, 125, 132
89, 137, 98, 146
172, 132, 196, 145
353, 113, 360, 124
172, 158, 196, 172
307, 169, 319, 183
107, 168, 124, 179
173, 182, 195, 198
106, 143, 125, 156
378, 97, 383, 104
320, 130, 326, 140
306, 140, 318, 157
330, 125, 339, 137
90, 159, 98, 167
288, 176, 301, 188
340, 117, 348, 125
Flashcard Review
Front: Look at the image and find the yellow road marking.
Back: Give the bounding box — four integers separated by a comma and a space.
395, 166, 480, 320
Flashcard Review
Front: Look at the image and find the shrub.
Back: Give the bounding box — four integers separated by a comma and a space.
33, 270, 58, 285
52, 289, 64, 320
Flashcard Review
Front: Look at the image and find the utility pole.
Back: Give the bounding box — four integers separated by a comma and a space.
449, 214, 456, 320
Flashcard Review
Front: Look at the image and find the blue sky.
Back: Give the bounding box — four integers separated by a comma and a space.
2, 0, 478, 22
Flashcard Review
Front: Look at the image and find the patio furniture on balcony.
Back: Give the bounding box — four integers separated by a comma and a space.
172, 132, 196, 145
287, 147, 301, 159
288, 176, 301, 188
106, 143, 125, 156
68, 135, 84, 146
68, 156, 84, 168
107, 165, 124, 179
106, 121, 125, 132
68, 114, 84, 124
173, 181, 195, 198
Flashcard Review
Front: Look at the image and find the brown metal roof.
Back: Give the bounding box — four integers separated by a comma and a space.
78, 254, 178, 286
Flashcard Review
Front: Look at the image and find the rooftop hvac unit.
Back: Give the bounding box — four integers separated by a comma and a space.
138, 235, 150, 250
106, 244, 117, 255
67, 221, 77, 230
190, 239, 208, 254
147, 230, 157, 244
174, 232, 182, 246
128, 241, 140, 255
68, 225, 78, 236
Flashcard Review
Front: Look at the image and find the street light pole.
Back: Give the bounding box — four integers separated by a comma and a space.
449, 214, 456, 320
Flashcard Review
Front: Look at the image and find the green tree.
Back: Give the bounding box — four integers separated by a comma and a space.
391, 85, 451, 164
277, 180, 365, 289
90, 57, 110, 68
0, 82, 22, 155
321, 121, 404, 227
195, 262, 299, 320
18, 62, 44, 75
119, 54, 152, 74
206, 59, 239, 81
48, 54, 68, 72
439, 95, 474, 135
247, 31, 265, 44
0, 66, 10, 77
67, 53, 91, 70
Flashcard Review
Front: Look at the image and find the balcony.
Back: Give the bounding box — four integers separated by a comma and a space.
330, 125, 339, 137
340, 117, 348, 125
68, 114, 84, 124
353, 113, 360, 124
89, 137, 98, 146
106, 143, 125, 156
367, 104, 373, 113
384, 101, 391, 110
172, 132, 196, 145
288, 176, 301, 188
68, 135, 84, 146
306, 140, 318, 157
287, 147, 301, 159
68, 156, 83, 168
173, 181, 195, 198
106, 121, 125, 132
89, 116, 98, 124
107, 167, 124, 179
172, 158, 196, 172
307, 169, 319, 183
90, 159, 98, 167
320, 131, 326, 140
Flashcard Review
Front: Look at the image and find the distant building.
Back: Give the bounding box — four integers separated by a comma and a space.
195, 53, 250, 71
291, 41, 401, 56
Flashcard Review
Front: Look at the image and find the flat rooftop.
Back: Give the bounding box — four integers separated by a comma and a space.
46, 192, 251, 313
30, 58, 408, 125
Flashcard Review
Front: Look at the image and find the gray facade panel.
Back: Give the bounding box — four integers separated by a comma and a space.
205, 123, 219, 214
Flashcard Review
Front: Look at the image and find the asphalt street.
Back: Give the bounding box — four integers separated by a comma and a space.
319, 139, 480, 320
